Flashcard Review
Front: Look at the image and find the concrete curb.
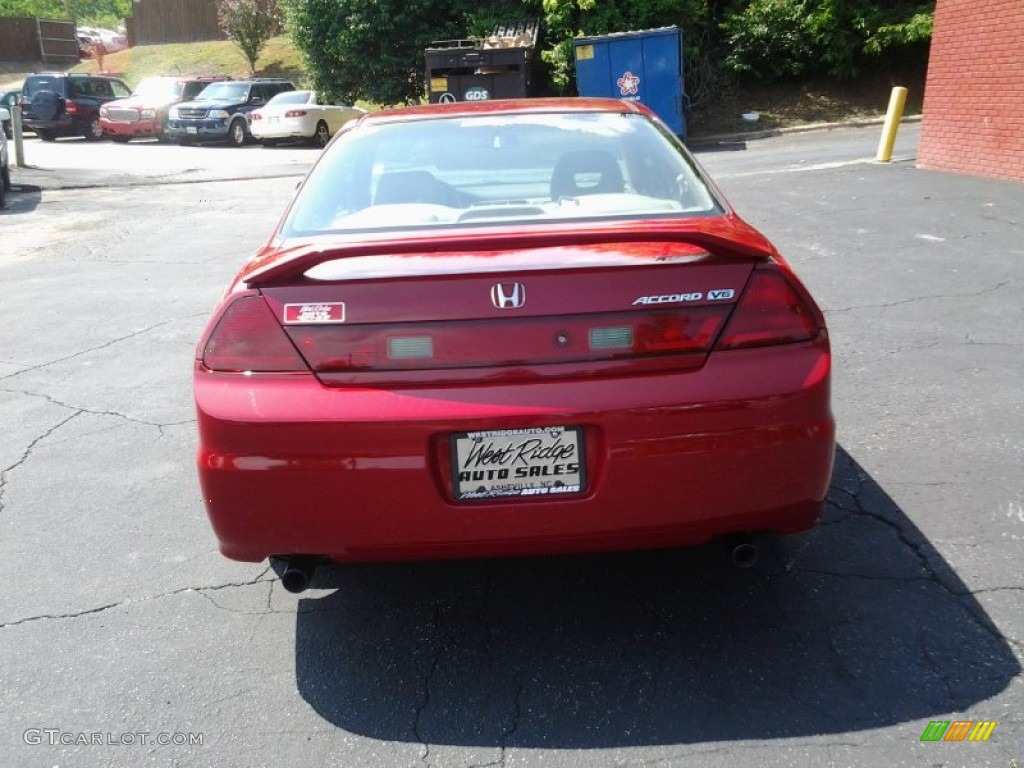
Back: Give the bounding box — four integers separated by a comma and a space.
687, 113, 922, 148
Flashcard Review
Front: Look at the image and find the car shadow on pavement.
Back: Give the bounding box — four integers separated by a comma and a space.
293, 445, 1019, 747
1, 183, 41, 215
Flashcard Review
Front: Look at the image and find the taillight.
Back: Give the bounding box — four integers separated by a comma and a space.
285, 307, 730, 372
65, 100, 78, 114
202, 296, 308, 372
251, 113, 262, 120
716, 268, 820, 350
285, 109, 308, 118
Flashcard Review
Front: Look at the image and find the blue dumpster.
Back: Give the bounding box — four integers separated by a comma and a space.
573, 27, 685, 139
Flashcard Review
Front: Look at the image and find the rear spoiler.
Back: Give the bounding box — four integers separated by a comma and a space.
242, 216, 775, 287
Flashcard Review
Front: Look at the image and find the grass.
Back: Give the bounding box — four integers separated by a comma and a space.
68, 35, 307, 88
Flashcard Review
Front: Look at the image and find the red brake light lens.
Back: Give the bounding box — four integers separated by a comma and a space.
202, 296, 308, 372
65, 100, 78, 114
251, 112, 262, 120
284, 109, 308, 118
716, 268, 820, 350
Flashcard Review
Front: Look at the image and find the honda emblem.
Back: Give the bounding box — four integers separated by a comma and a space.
490, 283, 526, 309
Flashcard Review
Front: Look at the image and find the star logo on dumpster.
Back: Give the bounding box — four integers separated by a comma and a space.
617, 71, 640, 96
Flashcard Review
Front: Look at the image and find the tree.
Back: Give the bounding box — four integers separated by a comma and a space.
217, 0, 281, 77
0, 0, 130, 25
720, 0, 935, 81
282, 0, 481, 106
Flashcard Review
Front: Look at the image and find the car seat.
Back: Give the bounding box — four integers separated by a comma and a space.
550, 150, 625, 199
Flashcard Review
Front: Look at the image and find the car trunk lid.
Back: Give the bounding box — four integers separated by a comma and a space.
257, 239, 758, 386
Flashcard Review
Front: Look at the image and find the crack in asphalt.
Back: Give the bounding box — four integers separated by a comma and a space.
0, 568, 273, 629
0, 410, 82, 517
0, 385, 195, 430
825, 279, 1010, 314
0, 313, 206, 384
413, 610, 445, 768
800, 470, 1023, 653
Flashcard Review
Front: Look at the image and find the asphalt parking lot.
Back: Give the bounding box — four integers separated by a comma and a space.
1, 126, 1021, 767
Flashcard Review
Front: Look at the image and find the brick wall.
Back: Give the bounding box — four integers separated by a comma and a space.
918, 0, 1024, 182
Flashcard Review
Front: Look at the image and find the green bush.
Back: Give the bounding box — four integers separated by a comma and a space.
721, 0, 935, 81
720, 0, 816, 80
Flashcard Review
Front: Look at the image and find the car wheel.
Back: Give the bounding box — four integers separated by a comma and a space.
37, 129, 56, 142
156, 121, 170, 143
84, 117, 105, 141
312, 120, 330, 148
227, 118, 247, 147
2, 161, 10, 192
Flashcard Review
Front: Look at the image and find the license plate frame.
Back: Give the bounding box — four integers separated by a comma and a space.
186, 126, 198, 134
451, 426, 585, 501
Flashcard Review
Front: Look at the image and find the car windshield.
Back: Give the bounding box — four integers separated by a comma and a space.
268, 90, 312, 106
282, 111, 722, 237
133, 77, 183, 100
195, 82, 249, 101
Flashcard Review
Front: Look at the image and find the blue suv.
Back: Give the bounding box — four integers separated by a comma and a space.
165, 79, 295, 146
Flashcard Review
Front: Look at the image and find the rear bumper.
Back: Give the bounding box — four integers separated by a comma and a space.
195, 338, 834, 562
23, 116, 78, 136
252, 119, 311, 140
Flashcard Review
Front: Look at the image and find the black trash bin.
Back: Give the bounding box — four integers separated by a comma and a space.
425, 21, 539, 104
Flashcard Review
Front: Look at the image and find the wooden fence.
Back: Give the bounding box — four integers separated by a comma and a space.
0, 17, 78, 63
126, 0, 221, 45
126, 0, 281, 46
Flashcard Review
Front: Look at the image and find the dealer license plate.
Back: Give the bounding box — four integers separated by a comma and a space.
451, 426, 585, 501
186, 126, 198, 134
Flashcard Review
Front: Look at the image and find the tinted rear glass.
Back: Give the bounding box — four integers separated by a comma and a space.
24, 77, 64, 97
282, 111, 722, 237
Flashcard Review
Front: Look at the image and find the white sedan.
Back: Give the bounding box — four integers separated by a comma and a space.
249, 91, 365, 148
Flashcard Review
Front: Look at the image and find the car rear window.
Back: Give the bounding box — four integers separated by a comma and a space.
268, 90, 312, 106
282, 111, 723, 237
24, 77, 63, 97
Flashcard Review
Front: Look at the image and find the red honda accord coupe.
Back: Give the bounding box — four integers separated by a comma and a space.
194, 98, 834, 592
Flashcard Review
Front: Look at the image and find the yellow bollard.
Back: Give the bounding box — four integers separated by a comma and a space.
876, 86, 908, 163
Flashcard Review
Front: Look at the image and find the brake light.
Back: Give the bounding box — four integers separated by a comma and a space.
202, 296, 308, 372
285, 307, 730, 373
65, 100, 78, 114
284, 109, 308, 118
251, 113, 262, 120
716, 268, 820, 350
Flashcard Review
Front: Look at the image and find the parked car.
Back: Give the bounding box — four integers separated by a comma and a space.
21, 72, 131, 141
250, 90, 365, 148
165, 79, 295, 147
100, 75, 229, 142
0, 90, 19, 138
193, 98, 835, 592
0, 106, 10, 208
